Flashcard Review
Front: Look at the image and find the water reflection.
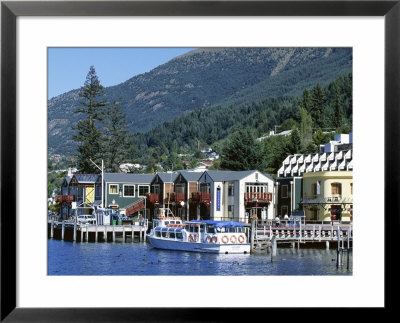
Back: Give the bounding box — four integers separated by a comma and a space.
48, 240, 351, 276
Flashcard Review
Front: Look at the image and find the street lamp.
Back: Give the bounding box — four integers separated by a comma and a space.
90, 159, 104, 209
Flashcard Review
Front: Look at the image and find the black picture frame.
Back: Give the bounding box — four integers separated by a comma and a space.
1, 0, 396, 321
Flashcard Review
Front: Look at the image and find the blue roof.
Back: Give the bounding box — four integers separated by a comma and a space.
187, 220, 245, 228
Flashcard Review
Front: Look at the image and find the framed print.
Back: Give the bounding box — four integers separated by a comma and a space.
1, 0, 397, 321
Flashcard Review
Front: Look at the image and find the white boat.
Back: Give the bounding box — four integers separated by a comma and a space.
147, 217, 251, 254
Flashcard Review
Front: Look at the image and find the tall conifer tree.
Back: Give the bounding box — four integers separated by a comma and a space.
102, 101, 134, 172
72, 66, 107, 173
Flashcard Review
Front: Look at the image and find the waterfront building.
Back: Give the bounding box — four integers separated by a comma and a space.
103, 173, 154, 217
301, 171, 353, 223
68, 174, 102, 216
196, 170, 275, 222
276, 137, 353, 222
148, 172, 179, 218
172, 171, 202, 221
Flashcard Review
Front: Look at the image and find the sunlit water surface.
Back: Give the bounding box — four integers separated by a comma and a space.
48, 239, 352, 276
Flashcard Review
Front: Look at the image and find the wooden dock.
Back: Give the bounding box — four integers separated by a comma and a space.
251, 223, 353, 250
48, 220, 147, 243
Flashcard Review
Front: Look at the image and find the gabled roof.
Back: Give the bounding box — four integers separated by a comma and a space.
177, 171, 202, 182
154, 172, 179, 183
203, 170, 257, 182
62, 177, 72, 186
103, 173, 154, 184
72, 174, 100, 184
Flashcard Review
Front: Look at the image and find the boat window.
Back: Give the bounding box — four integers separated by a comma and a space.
194, 226, 199, 233
207, 225, 216, 233
185, 224, 190, 231
200, 225, 205, 233
155, 231, 161, 237
176, 232, 183, 240
164, 221, 169, 225
169, 221, 175, 224
162, 231, 168, 238
169, 232, 176, 239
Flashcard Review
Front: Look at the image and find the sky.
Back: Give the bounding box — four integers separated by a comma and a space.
47, 47, 195, 99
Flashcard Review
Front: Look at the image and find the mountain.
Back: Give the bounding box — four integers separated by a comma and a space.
48, 47, 352, 155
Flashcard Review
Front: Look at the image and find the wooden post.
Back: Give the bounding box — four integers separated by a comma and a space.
131, 225, 134, 242
80, 226, 83, 242
271, 235, 277, 260
73, 222, 77, 241
50, 219, 54, 238
336, 227, 341, 267
86, 226, 89, 242
326, 241, 330, 250
250, 218, 255, 252
95, 225, 98, 243
122, 225, 125, 243
61, 221, 65, 240
112, 225, 115, 242
105, 226, 108, 242
319, 226, 321, 242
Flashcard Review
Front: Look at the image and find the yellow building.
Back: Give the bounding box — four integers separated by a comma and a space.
301, 171, 353, 223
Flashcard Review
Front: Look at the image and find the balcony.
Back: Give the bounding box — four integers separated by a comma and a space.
174, 192, 186, 203
191, 192, 211, 204
55, 195, 75, 203
244, 192, 272, 203
146, 193, 160, 204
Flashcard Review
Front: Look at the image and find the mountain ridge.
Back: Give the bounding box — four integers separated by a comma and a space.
48, 47, 352, 155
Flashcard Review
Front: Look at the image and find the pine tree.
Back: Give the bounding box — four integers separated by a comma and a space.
290, 128, 302, 154
220, 129, 265, 171
102, 101, 134, 172
299, 107, 313, 142
310, 84, 326, 129
72, 66, 107, 173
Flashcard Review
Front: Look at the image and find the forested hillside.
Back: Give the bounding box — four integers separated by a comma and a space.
132, 73, 352, 173
48, 47, 352, 155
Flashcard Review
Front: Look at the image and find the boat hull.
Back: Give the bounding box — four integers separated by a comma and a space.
147, 235, 250, 254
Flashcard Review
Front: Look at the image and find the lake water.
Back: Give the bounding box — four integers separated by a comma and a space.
48, 239, 352, 276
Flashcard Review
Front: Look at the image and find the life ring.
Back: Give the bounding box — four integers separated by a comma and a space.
212, 236, 218, 243
221, 235, 229, 244
230, 235, 237, 244
206, 235, 212, 243
188, 234, 194, 242
238, 235, 245, 243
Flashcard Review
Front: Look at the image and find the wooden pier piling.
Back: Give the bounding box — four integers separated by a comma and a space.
50, 219, 54, 238
61, 221, 65, 240
73, 222, 77, 241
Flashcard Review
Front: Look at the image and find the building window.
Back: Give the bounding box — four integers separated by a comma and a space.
282, 185, 288, 198
109, 184, 118, 194
123, 185, 135, 197
331, 183, 342, 195
311, 181, 320, 196
228, 183, 235, 196
138, 185, 149, 197
228, 205, 234, 219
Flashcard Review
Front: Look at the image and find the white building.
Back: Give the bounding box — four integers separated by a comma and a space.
197, 170, 275, 222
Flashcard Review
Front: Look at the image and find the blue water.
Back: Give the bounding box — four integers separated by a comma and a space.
48, 239, 352, 276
